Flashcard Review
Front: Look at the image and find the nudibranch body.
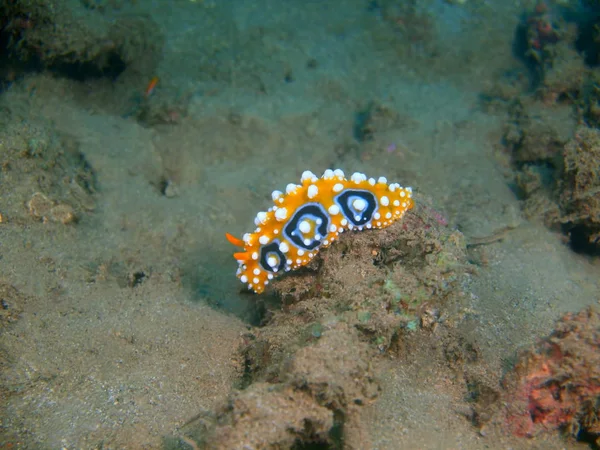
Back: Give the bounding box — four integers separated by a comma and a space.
226, 169, 414, 294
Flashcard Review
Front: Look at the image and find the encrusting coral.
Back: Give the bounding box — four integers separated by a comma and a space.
501, 307, 600, 441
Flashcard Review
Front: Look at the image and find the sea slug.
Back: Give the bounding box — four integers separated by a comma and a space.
226, 169, 414, 293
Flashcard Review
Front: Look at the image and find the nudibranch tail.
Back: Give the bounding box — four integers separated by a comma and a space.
227, 169, 414, 294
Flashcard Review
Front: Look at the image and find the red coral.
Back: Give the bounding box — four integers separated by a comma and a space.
502, 308, 600, 439
524, 1, 560, 56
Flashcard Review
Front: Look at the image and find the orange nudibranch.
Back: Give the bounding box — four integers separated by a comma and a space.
226, 169, 414, 294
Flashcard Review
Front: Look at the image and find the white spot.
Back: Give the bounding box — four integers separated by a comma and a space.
315, 234, 321, 240
329, 224, 337, 232
255, 211, 268, 225
341, 218, 348, 226
316, 218, 323, 225
267, 273, 274, 280
240, 275, 248, 283
253, 277, 259, 284
296, 258, 302, 264
386, 212, 392, 219
303, 238, 311, 246
272, 190, 283, 201
267, 256, 278, 267
402, 202, 407, 208
301, 170, 318, 183
406, 187, 413, 193
374, 212, 381, 220
328, 204, 340, 215
380, 196, 389, 206
279, 242, 289, 253
308, 253, 314, 258
352, 198, 367, 211
307, 184, 319, 199
351, 172, 366, 184
377, 176, 388, 184
253, 268, 260, 275
275, 208, 288, 221
333, 169, 345, 178
297, 249, 305, 256
400, 191, 406, 197
243, 233, 251, 244
368, 178, 376, 186
393, 200, 400, 206
322, 169, 334, 179
259, 235, 269, 245
286, 183, 298, 194
323, 240, 329, 245
354, 215, 361, 222
366, 224, 372, 229
333, 183, 344, 193
299, 220, 311, 234
252, 252, 258, 260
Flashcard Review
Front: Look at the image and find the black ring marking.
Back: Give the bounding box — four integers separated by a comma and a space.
335, 189, 377, 226
283, 203, 330, 250
259, 241, 286, 273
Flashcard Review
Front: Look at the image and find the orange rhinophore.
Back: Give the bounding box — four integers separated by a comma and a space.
225, 232, 245, 247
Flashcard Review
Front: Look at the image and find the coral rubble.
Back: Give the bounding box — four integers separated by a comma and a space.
559, 126, 600, 252
0, 0, 163, 82
181, 199, 472, 448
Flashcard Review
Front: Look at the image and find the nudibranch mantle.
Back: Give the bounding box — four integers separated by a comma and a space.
226, 169, 414, 294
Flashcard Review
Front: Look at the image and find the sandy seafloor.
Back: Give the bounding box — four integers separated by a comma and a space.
0, 0, 599, 448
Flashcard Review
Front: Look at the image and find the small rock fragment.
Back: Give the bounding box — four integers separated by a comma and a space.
50, 204, 77, 224
163, 180, 179, 198
28, 192, 54, 219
